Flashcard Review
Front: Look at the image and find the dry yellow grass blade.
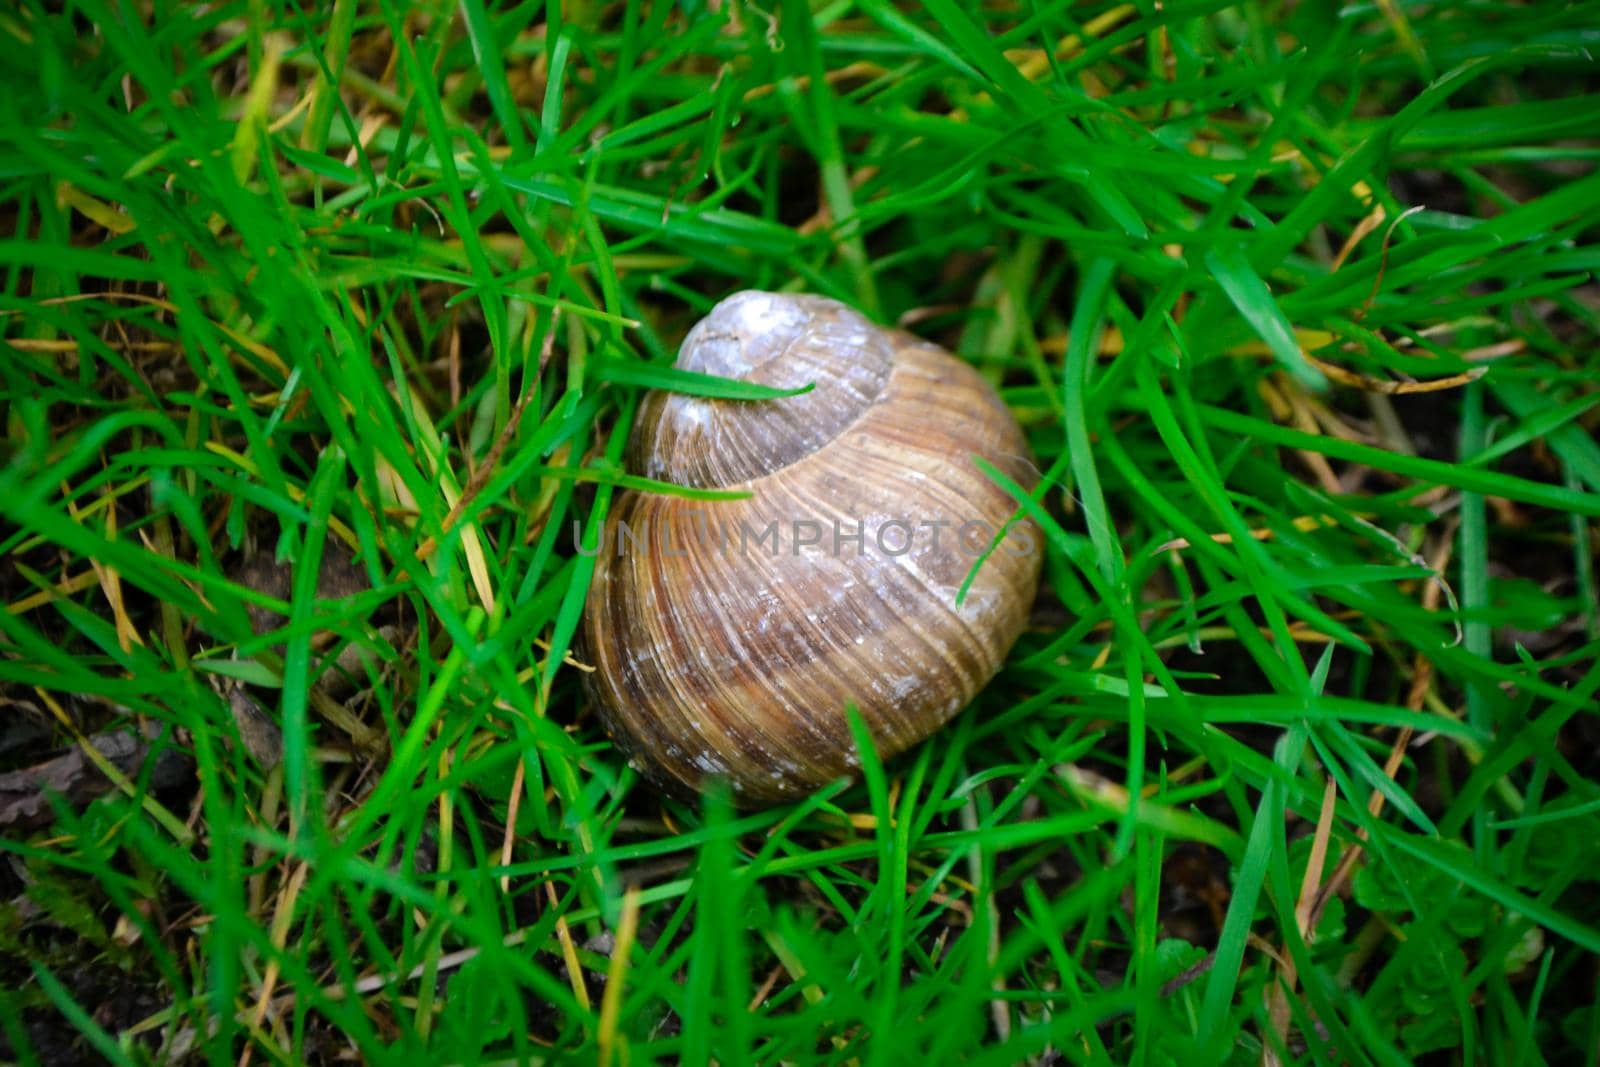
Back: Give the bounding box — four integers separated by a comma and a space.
56, 483, 144, 653
1156, 513, 1343, 554
1304, 355, 1488, 395
204, 442, 361, 550
394, 379, 498, 615
597, 885, 643, 1067
55, 182, 137, 235
8, 568, 101, 616
742, 60, 888, 102
238, 860, 310, 1067
1006, 5, 1140, 82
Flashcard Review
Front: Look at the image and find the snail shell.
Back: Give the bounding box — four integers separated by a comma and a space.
583, 291, 1042, 804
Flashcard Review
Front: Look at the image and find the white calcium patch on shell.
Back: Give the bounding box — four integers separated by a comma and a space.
728, 290, 791, 336
673, 398, 713, 429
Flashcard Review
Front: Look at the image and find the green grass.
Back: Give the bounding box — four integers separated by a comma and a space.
2, 1, 1598, 1063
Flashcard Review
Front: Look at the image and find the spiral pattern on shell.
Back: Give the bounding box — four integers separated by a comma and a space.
583, 291, 1042, 804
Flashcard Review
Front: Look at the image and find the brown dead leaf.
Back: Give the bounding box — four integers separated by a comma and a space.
228, 687, 284, 770
235, 540, 371, 639
0, 721, 191, 831
227, 538, 394, 756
